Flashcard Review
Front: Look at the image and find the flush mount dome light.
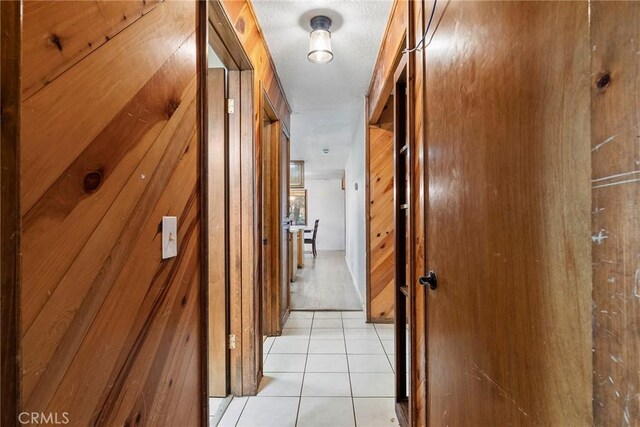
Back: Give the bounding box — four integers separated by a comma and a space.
308, 15, 333, 64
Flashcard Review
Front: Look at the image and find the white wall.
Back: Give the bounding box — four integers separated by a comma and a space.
344, 103, 367, 304
304, 178, 345, 250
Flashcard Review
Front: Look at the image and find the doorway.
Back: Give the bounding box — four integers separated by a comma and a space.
206, 45, 229, 398
391, 66, 411, 425
260, 91, 290, 337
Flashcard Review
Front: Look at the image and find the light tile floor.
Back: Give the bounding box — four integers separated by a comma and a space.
214, 310, 400, 427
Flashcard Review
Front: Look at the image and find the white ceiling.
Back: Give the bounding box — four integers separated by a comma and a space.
252, 0, 393, 179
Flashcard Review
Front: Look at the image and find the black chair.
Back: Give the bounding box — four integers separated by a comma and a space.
304, 219, 319, 258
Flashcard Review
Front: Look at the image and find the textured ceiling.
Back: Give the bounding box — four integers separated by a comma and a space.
252, 0, 393, 178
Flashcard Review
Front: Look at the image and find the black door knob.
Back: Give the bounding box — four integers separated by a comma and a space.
419, 271, 438, 290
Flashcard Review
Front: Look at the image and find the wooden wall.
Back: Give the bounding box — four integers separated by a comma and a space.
591, 2, 640, 424
368, 125, 395, 321
20, 1, 202, 425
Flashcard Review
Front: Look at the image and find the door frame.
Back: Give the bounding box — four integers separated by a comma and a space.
365, 31, 407, 324
202, 0, 291, 398
1, 1, 22, 425
392, 62, 415, 427
259, 87, 289, 337
202, 0, 261, 399
206, 66, 228, 398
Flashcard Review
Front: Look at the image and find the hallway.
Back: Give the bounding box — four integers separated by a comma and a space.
215, 311, 398, 427
290, 251, 362, 311
3, 0, 639, 425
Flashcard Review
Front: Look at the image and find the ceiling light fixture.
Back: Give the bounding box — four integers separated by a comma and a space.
308, 15, 333, 64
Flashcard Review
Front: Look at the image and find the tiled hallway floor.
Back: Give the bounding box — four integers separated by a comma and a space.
214, 310, 400, 427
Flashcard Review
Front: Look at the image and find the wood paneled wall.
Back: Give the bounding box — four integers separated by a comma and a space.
368, 125, 395, 321
20, 1, 202, 425
591, 2, 640, 424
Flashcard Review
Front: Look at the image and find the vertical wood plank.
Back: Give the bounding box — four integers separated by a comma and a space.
240, 70, 261, 394
227, 69, 244, 395
207, 68, 227, 397
1, 1, 22, 425
591, 2, 640, 424
368, 125, 396, 321
410, 1, 426, 425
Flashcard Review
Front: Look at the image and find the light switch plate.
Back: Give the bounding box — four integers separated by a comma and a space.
162, 216, 178, 259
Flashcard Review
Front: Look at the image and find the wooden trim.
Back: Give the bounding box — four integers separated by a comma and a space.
393, 55, 408, 87
241, 69, 261, 395
369, 32, 406, 125
243, 0, 292, 135
197, 0, 209, 421
206, 67, 229, 397
370, 317, 394, 324
365, 96, 372, 323
227, 69, 243, 395
1, 1, 22, 425
367, 0, 408, 124
406, 3, 417, 424
208, 0, 251, 70
393, 75, 409, 425
416, 2, 428, 425
259, 85, 282, 337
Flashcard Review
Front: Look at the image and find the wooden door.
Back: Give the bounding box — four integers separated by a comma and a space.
423, 2, 591, 425
207, 67, 227, 397
279, 131, 290, 324
261, 114, 273, 335
261, 107, 283, 336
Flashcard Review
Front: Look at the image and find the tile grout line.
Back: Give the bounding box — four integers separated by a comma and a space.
343, 311, 358, 427
294, 311, 314, 426
231, 396, 248, 427
374, 324, 395, 373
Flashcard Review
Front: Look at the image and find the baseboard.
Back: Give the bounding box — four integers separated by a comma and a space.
344, 254, 365, 309
370, 316, 394, 324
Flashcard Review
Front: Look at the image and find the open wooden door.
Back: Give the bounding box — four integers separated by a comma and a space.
207, 67, 228, 397
279, 130, 291, 326
261, 95, 285, 337
422, 2, 591, 425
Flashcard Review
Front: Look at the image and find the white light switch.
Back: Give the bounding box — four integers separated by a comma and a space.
162, 216, 178, 259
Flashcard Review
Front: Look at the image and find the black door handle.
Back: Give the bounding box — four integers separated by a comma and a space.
419, 271, 438, 290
